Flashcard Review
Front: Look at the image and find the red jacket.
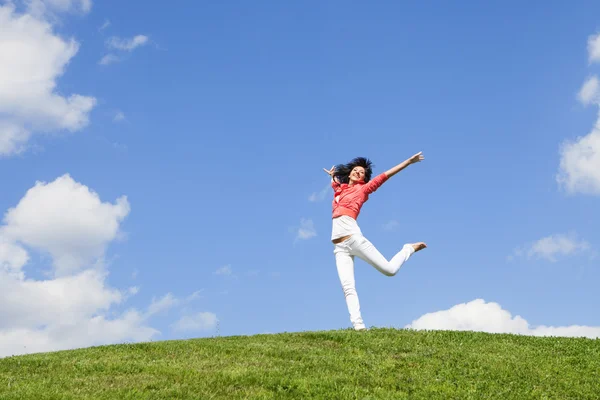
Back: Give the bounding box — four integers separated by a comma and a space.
331, 173, 388, 220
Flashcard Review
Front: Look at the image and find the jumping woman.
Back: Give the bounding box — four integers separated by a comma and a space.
323, 152, 427, 331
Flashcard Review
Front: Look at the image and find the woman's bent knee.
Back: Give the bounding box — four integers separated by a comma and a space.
379, 264, 396, 277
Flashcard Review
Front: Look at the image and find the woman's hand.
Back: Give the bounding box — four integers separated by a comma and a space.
324, 165, 340, 184
384, 151, 424, 178
408, 151, 424, 164
323, 165, 335, 177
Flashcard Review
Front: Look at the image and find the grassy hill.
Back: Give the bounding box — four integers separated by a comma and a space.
0, 328, 598, 399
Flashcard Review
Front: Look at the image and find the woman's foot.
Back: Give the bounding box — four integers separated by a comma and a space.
411, 242, 427, 252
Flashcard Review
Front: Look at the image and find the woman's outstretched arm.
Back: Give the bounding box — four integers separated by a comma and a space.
384, 152, 424, 179
362, 152, 424, 195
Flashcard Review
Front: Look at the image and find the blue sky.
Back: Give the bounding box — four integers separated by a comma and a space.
1, 0, 600, 356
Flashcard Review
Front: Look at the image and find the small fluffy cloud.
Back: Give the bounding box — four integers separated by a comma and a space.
145, 293, 179, 317
99, 54, 119, 66
296, 218, 316, 241
528, 233, 590, 262
406, 299, 600, 339
100, 35, 149, 66
171, 312, 218, 333
587, 33, 600, 64
578, 76, 600, 105
186, 290, 203, 301
0, 4, 96, 157
107, 35, 148, 51
512, 233, 591, 263
557, 119, 600, 195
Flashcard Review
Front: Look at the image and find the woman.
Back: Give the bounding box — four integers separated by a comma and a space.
323, 152, 427, 331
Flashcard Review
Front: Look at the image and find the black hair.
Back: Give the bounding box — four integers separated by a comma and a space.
333, 157, 373, 184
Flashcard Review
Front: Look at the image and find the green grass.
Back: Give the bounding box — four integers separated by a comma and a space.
0, 328, 599, 399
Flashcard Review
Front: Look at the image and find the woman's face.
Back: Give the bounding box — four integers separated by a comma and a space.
349, 166, 366, 184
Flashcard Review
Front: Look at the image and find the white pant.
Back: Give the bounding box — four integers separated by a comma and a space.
333, 234, 415, 330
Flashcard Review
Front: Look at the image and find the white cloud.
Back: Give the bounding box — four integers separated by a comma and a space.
557, 116, 600, 195
99, 54, 119, 66
406, 299, 600, 339
2, 174, 130, 276
528, 233, 590, 262
214, 265, 232, 276
0, 269, 121, 332
296, 218, 316, 241
0, 4, 96, 157
578, 76, 600, 105
113, 111, 126, 122
107, 35, 148, 51
0, 175, 215, 357
557, 33, 600, 194
145, 293, 179, 317
100, 35, 149, 67
171, 312, 218, 333
186, 290, 203, 301
588, 33, 600, 64
512, 233, 590, 263
0, 175, 165, 357
308, 185, 329, 202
